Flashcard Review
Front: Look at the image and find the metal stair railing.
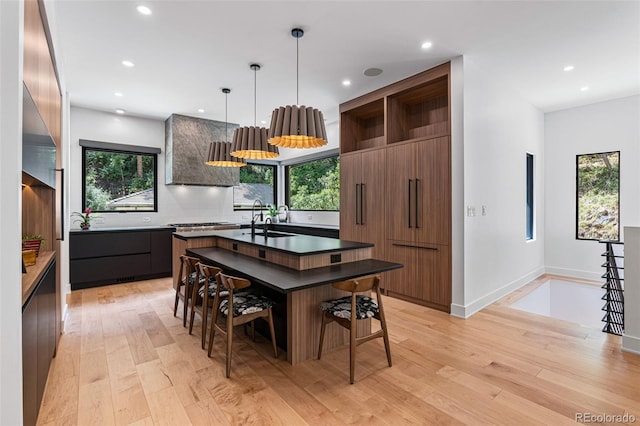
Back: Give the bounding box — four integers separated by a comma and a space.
600, 241, 624, 335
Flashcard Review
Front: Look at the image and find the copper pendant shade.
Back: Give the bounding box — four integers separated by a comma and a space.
268, 105, 327, 148
205, 88, 246, 167
205, 141, 246, 167
268, 28, 327, 149
231, 64, 279, 159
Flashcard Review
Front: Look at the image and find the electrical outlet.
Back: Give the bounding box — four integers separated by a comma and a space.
242, 215, 249, 220
142, 217, 151, 223
481, 205, 487, 216
466, 205, 476, 217
94, 216, 105, 224
307, 214, 313, 220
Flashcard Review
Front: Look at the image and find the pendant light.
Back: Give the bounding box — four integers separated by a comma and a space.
205, 88, 246, 167
230, 64, 279, 159
268, 28, 327, 149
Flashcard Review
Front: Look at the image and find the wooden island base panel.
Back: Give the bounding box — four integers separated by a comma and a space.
174, 229, 402, 365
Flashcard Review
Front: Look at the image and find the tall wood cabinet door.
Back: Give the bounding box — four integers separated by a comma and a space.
414, 137, 451, 245
385, 241, 420, 299
360, 149, 386, 258
339, 154, 362, 242
386, 143, 415, 242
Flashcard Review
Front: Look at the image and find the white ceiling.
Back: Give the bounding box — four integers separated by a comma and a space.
48, 0, 640, 131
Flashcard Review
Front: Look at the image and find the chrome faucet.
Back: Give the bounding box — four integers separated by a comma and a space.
251, 199, 264, 237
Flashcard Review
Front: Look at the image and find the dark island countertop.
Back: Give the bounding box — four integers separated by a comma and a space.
70, 225, 175, 233
174, 229, 371, 256
187, 247, 402, 293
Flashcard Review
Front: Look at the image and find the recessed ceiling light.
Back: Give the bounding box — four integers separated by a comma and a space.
114, 92, 123, 97
342, 80, 351, 86
136, 5, 152, 15
115, 108, 126, 114
563, 65, 575, 72
580, 86, 590, 92
121, 60, 135, 68
363, 67, 383, 77
421, 41, 433, 49
197, 108, 205, 113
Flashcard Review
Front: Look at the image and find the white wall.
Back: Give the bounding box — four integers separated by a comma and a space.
0, 0, 24, 423
545, 95, 640, 280
623, 227, 640, 354
452, 57, 546, 317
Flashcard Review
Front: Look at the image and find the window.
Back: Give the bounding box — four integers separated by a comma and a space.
233, 164, 276, 209
526, 153, 534, 240
285, 155, 340, 211
82, 145, 158, 212
576, 151, 620, 241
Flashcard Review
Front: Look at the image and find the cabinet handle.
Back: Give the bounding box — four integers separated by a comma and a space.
392, 243, 437, 251
408, 179, 412, 228
415, 178, 420, 229
360, 183, 365, 225
355, 184, 360, 225
56, 168, 64, 241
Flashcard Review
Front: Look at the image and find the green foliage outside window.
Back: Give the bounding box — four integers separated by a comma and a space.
576, 151, 620, 241
234, 164, 276, 209
287, 156, 340, 211
83, 149, 156, 212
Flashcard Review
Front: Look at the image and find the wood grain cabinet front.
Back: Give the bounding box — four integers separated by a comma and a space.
22, 259, 56, 426
339, 62, 452, 312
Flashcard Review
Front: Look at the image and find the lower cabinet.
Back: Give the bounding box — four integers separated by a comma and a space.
384, 241, 451, 312
23, 259, 56, 426
70, 228, 174, 289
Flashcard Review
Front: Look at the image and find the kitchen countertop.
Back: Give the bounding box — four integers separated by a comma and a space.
22, 251, 55, 306
70, 225, 175, 233
174, 228, 371, 255
241, 222, 339, 230
187, 247, 401, 293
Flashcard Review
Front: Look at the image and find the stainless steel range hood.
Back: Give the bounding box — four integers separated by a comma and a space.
165, 114, 240, 186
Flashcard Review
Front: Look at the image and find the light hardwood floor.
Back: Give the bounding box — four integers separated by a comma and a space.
37, 275, 640, 425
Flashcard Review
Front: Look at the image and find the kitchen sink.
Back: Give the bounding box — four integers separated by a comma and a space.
243, 231, 293, 238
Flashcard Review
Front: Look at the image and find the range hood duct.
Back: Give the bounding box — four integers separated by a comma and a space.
165, 114, 240, 186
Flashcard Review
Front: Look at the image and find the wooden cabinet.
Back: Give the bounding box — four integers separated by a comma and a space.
22, 260, 56, 426
339, 62, 452, 312
23, 0, 61, 145
70, 228, 174, 289
340, 150, 386, 260
386, 137, 450, 245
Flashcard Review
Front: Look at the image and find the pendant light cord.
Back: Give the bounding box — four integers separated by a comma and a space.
225, 91, 228, 142
296, 34, 299, 105
254, 66, 257, 126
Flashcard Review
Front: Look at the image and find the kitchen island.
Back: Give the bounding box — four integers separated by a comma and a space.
174, 229, 402, 364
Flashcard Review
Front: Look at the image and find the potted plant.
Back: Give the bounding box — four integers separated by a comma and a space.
266, 204, 279, 223
22, 234, 45, 257
72, 208, 96, 230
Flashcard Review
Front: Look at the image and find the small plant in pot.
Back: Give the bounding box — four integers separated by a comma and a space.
266, 205, 279, 222
72, 208, 96, 230
22, 234, 45, 257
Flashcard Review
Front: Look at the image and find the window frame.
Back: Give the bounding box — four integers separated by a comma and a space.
233, 162, 278, 211
575, 150, 621, 242
284, 153, 340, 212
81, 145, 159, 213
525, 152, 535, 241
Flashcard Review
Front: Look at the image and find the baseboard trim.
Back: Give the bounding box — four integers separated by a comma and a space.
622, 334, 640, 355
449, 266, 545, 319
544, 266, 601, 282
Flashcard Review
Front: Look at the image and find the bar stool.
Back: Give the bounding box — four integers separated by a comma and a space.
317, 275, 392, 384
208, 272, 278, 378
189, 263, 223, 349
173, 255, 202, 327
